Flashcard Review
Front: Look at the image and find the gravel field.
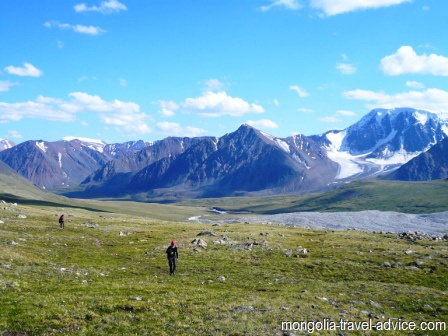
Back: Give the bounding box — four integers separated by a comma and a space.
187, 210, 448, 236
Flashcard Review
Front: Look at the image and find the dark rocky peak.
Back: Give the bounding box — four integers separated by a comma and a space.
388, 137, 448, 181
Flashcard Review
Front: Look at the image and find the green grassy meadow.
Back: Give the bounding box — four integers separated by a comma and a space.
176, 179, 448, 215
1, 201, 447, 335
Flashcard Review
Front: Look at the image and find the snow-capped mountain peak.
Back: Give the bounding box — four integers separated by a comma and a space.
62, 136, 107, 152
315, 107, 448, 181
0, 139, 16, 151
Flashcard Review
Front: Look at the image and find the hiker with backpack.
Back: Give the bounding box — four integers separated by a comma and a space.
166, 240, 178, 275
59, 214, 65, 229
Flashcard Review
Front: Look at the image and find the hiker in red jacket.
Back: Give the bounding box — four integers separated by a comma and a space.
166, 240, 178, 275
59, 214, 65, 229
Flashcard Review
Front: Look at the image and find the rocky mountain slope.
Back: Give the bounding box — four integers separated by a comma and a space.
80, 136, 208, 196
0, 160, 55, 200
0, 138, 151, 189
311, 108, 448, 181
79, 124, 338, 199
1, 107, 447, 198
387, 137, 448, 181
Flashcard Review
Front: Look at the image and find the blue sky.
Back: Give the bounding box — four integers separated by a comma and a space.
1, 0, 448, 144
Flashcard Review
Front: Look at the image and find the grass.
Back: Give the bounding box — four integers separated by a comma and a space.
1, 201, 447, 335
176, 179, 448, 215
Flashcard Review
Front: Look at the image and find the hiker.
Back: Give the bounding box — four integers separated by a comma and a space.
166, 240, 178, 275
59, 214, 65, 229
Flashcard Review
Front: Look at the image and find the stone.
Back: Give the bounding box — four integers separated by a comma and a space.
369, 300, 381, 309
408, 261, 424, 268
197, 231, 216, 237
296, 247, 309, 254
191, 238, 207, 248
228, 242, 253, 251
231, 306, 255, 313
379, 262, 391, 267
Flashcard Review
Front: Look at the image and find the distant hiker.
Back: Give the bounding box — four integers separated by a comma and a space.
166, 240, 178, 275
59, 214, 65, 229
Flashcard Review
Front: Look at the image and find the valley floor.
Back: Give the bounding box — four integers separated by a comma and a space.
0, 201, 447, 335
187, 210, 448, 236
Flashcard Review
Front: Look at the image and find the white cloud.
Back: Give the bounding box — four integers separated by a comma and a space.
343, 88, 448, 115
245, 119, 279, 129
273, 99, 279, 106
0, 81, 18, 92
44, 21, 106, 35
319, 116, 342, 123
336, 63, 357, 75
0, 100, 75, 123
406, 81, 425, 89
260, 0, 302, 12
57, 40, 64, 49
0, 92, 153, 133
8, 130, 22, 139
311, 0, 411, 16
380, 46, 448, 76
67, 92, 140, 114
204, 79, 225, 92
157, 100, 179, 117
100, 113, 151, 134
290, 85, 309, 97
156, 122, 207, 137
298, 108, 314, 113
74, 0, 127, 14
183, 91, 264, 117
336, 110, 357, 117
4, 63, 43, 77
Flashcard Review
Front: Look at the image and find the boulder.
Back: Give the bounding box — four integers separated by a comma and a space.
191, 238, 207, 248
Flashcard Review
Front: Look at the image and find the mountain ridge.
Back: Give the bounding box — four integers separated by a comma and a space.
1, 107, 447, 199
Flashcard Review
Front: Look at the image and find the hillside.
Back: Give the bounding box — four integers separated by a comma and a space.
387, 137, 448, 181
176, 179, 448, 215
0, 160, 60, 201
1, 202, 446, 335
1, 108, 447, 200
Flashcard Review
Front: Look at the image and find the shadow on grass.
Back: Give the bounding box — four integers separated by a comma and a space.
0, 193, 110, 213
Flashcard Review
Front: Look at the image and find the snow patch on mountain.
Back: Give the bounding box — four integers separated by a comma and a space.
327, 151, 364, 180
321, 108, 448, 181
442, 125, 448, 135
36, 141, 46, 153
274, 138, 290, 153
0, 139, 15, 151
259, 130, 275, 142
325, 130, 345, 151
63, 136, 106, 152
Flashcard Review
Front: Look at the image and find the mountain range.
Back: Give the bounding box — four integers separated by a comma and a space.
0, 107, 447, 200
0, 138, 151, 189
